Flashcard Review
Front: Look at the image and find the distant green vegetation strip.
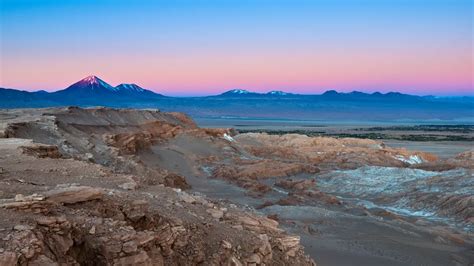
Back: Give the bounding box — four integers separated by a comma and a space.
237, 129, 474, 141
355, 125, 474, 133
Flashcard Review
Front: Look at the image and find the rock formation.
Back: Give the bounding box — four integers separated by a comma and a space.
0, 108, 315, 265
1, 107, 472, 265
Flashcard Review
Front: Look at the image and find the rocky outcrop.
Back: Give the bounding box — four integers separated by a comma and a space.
167, 112, 198, 128
449, 150, 474, 169
0, 133, 315, 265
0, 186, 103, 215
20, 144, 62, 159
235, 133, 438, 169
212, 160, 319, 194
0, 186, 315, 266
3, 108, 206, 190
44, 186, 104, 204
103, 121, 186, 155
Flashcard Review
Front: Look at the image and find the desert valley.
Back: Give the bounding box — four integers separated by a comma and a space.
0, 104, 472, 265
1, 1, 473, 264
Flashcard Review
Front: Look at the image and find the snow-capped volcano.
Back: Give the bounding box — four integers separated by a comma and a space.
69, 75, 118, 92
51, 75, 162, 99
82, 75, 108, 86
53, 75, 119, 97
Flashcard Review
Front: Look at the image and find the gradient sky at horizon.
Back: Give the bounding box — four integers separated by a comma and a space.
1, 0, 473, 96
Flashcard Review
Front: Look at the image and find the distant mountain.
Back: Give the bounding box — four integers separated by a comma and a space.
52, 76, 118, 97
1, 76, 473, 121
115, 83, 163, 97
218, 89, 297, 98
317, 90, 424, 102
51, 76, 162, 99
0, 75, 165, 107
266, 90, 292, 96
219, 89, 261, 97
45, 76, 163, 105
215, 89, 427, 101
116, 83, 145, 93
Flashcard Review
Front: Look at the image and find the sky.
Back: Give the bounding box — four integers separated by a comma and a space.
0, 0, 473, 96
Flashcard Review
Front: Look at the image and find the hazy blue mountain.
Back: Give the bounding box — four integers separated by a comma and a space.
113, 83, 164, 98
1, 76, 473, 122
0, 88, 61, 108
217, 89, 299, 98
218, 89, 262, 97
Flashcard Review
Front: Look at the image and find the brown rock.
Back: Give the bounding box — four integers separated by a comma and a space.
35, 216, 59, 226
167, 112, 198, 128
124, 200, 149, 222
164, 173, 191, 190
135, 231, 156, 246
213, 160, 319, 181
14, 224, 34, 231
21, 144, 62, 159
256, 234, 273, 261
122, 241, 138, 254
235, 215, 260, 227
0, 200, 53, 213
20, 246, 36, 259
277, 235, 301, 257
46, 233, 74, 255
45, 186, 103, 204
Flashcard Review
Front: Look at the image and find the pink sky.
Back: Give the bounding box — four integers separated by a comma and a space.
1, 0, 472, 96
1, 48, 472, 96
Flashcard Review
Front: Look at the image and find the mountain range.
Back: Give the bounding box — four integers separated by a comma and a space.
1, 76, 473, 122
